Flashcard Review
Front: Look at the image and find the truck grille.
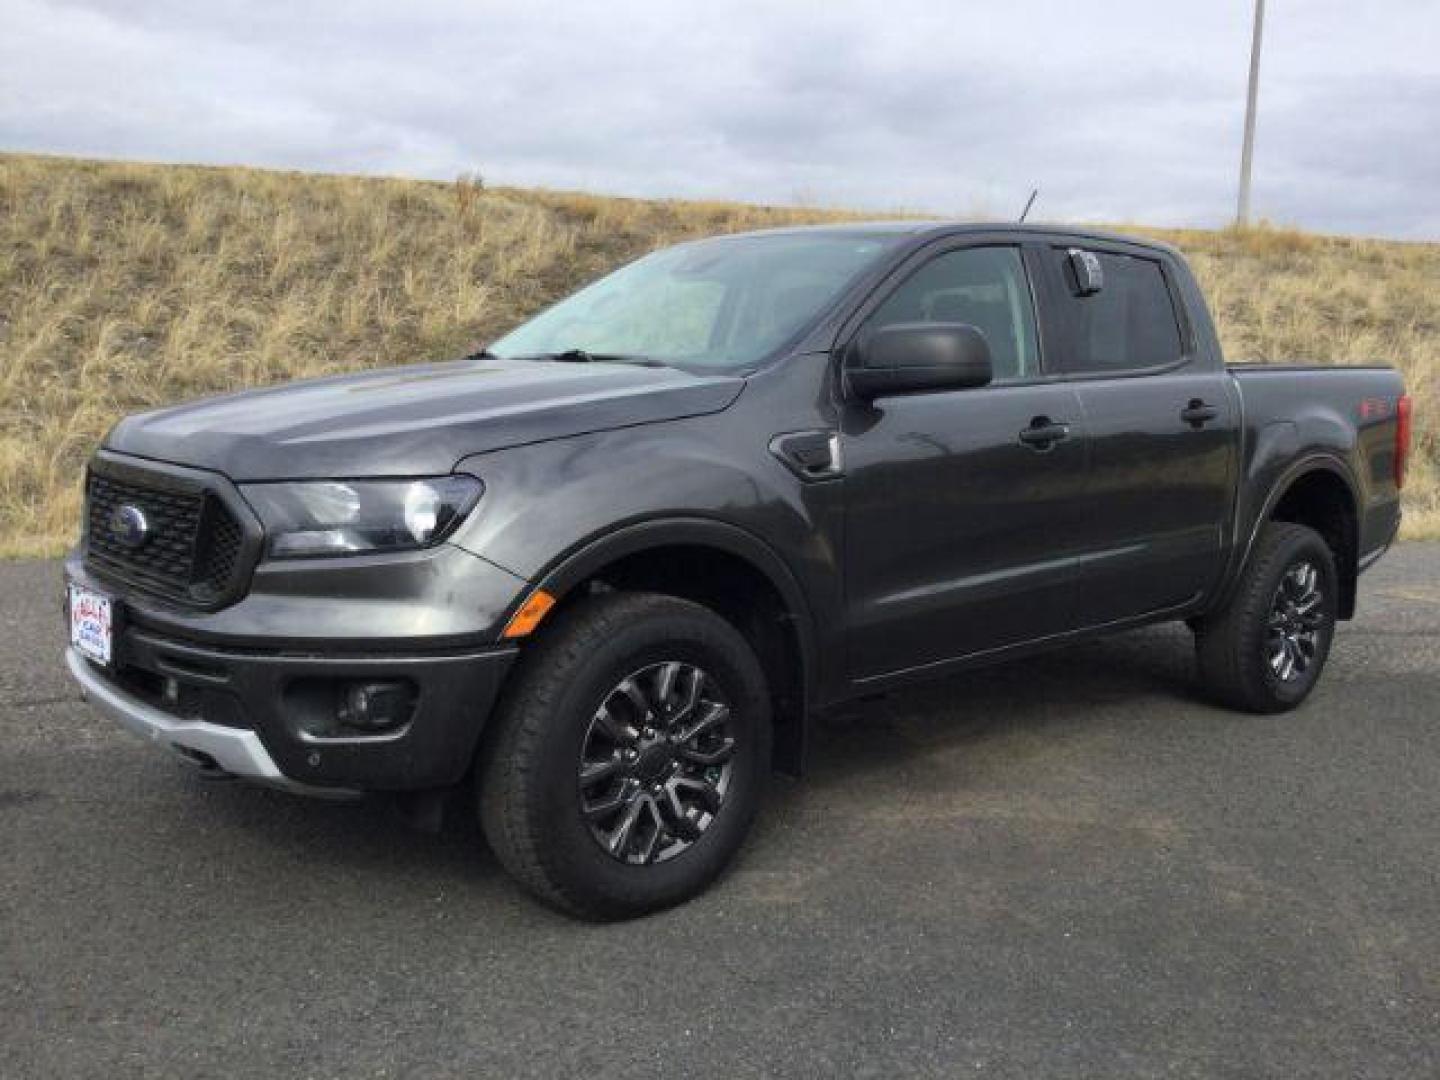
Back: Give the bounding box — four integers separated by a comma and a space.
83, 463, 255, 607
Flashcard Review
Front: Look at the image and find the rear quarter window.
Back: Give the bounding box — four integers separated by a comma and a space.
1051, 249, 1184, 374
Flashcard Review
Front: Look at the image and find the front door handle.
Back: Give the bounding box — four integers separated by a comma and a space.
1181, 399, 1220, 428
1018, 417, 1071, 451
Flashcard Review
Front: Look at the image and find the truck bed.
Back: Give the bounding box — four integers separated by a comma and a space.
1227, 360, 1406, 572
1227, 361, 1396, 372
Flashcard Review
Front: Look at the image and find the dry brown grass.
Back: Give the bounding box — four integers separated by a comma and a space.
1, 152, 1435, 555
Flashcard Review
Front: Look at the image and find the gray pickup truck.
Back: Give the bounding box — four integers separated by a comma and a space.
64, 222, 1412, 918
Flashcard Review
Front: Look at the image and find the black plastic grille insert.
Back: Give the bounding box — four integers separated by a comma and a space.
84, 471, 246, 605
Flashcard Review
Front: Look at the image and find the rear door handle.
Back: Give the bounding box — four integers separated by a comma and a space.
1181, 400, 1220, 428
1018, 418, 1071, 451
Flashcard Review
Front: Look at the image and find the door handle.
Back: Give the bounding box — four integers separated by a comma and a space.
1181, 399, 1220, 428
1018, 418, 1071, 451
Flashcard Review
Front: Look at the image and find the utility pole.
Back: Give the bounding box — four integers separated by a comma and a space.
1236, 0, 1266, 226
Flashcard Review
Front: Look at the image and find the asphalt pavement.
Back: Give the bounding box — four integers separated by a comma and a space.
3, 548, 1438, 1078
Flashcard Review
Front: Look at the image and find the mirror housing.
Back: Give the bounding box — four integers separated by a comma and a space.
845, 322, 994, 400
1066, 247, 1104, 295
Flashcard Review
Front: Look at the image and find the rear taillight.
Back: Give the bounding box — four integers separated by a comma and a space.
1395, 394, 1413, 489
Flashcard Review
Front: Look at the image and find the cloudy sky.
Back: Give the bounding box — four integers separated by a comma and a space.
3, 0, 1438, 237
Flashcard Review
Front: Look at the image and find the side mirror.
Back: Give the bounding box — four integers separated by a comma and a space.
845, 322, 994, 400
1066, 248, 1104, 295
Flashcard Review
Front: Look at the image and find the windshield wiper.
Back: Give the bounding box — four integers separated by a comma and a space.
528, 349, 668, 368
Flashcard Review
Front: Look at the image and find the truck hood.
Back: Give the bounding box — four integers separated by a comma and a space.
104, 357, 745, 481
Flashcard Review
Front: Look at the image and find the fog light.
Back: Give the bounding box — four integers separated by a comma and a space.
336, 680, 416, 733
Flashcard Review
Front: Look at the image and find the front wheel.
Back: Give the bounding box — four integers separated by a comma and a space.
478, 592, 771, 919
1194, 522, 1338, 713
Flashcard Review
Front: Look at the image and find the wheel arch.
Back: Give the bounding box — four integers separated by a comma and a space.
1240, 456, 1361, 620
513, 518, 817, 775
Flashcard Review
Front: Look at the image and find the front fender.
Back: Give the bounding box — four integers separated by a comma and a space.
448, 417, 845, 684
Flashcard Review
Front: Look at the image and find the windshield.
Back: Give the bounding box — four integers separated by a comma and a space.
487, 232, 897, 374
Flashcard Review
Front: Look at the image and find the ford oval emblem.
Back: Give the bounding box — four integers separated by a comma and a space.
109, 504, 150, 549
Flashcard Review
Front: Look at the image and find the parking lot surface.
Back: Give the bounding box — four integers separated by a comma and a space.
3, 548, 1438, 1078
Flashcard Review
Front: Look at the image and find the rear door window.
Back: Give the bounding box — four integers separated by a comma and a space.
1048, 249, 1184, 374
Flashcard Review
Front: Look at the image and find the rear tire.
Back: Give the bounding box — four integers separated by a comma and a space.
1194, 522, 1338, 713
478, 591, 770, 920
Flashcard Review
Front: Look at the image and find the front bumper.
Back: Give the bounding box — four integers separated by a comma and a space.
66, 647, 340, 796
64, 541, 525, 793
67, 635, 518, 792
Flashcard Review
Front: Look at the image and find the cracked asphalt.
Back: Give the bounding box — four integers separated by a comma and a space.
2, 547, 1438, 1078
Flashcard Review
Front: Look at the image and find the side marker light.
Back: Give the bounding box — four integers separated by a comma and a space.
503, 590, 557, 639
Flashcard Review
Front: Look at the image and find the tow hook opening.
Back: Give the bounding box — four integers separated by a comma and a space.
168, 744, 234, 779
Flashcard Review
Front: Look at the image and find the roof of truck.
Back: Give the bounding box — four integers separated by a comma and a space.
717, 220, 1181, 257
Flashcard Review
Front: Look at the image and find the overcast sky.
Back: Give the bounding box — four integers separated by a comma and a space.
3, 0, 1438, 238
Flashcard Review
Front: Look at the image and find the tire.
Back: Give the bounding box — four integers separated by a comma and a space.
1194, 522, 1338, 713
478, 591, 771, 920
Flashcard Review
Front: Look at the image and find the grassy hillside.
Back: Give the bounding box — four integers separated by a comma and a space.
1, 152, 1436, 555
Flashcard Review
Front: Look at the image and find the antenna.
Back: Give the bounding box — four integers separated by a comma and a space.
1018, 189, 1038, 223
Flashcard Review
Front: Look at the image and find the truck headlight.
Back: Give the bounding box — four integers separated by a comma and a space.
241, 476, 483, 558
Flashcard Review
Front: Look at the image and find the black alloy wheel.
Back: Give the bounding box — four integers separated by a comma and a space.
479, 592, 770, 919
578, 660, 737, 866
1195, 522, 1338, 713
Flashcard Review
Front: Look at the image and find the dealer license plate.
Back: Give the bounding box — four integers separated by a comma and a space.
68, 582, 115, 666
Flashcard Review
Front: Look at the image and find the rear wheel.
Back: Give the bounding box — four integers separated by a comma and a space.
1194, 522, 1338, 713
479, 591, 770, 919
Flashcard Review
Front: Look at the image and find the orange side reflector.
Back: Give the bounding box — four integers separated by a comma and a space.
503, 590, 556, 639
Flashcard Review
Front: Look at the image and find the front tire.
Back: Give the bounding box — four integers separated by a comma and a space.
478, 591, 771, 919
1194, 522, 1338, 713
